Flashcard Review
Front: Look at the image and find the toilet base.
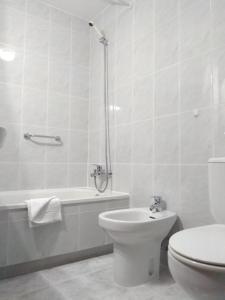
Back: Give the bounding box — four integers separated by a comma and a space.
113, 241, 161, 287
168, 251, 225, 300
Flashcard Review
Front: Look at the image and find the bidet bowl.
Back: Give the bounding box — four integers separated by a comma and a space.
99, 208, 176, 286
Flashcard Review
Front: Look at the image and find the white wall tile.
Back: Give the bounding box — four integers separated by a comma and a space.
117, 6, 133, 48
69, 130, 88, 163
0, 83, 22, 123
212, 0, 225, 49
70, 65, 89, 98
180, 110, 213, 164
88, 131, 101, 163
0, 123, 21, 162
88, 97, 104, 131
19, 163, 45, 190
70, 98, 88, 131
46, 163, 68, 188
179, 0, 211, 60
27, 0, 50, 20
112, 163, 131, 193
135, 0, 154, 41
26, 15, 49, 57
22, 88, 47, 126
24, 54, 48, 91
49, 61, 70, 95
0, 6, 25, 48
133, 75, 154, 122
155, 65, 178, 116
155, 18, 178, 70
115, 125, 131, 163
131, 164, 153, 208
155, 0, 178, 25
0, 0, 26, 12
50, 7, 71, 28
47, 93, 69, 129
68, 163, 87, 187
0, 163, 19, 190
180, 55, 212, 112
155, 116, 179, 164
212, 48, 225, 106
134, 37, 154, 77
116, 44, 133, 86
132, 120, 153, 164
0, 1, 89, 191
180, 166, 214, 228
72, 29, 90, 67
115, 85, 132, 125
49, 25, 71, 62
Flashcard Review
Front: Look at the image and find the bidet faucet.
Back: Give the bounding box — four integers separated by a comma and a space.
150, 196, 162, 213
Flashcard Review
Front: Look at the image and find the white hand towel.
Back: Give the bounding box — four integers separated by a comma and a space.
26, 196, 62, 228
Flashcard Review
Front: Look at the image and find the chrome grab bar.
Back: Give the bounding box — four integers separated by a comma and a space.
24, 133, 62, 143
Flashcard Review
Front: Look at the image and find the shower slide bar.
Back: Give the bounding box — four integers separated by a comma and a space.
24, 132, 62, 143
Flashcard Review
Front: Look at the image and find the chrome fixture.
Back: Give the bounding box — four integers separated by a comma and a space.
150, 196, 162, 213
24, 133, 62, 143
89, 22, 112, 193
88, 22, 108, 46
90, 164, 112, 178
105, 0, 132, 8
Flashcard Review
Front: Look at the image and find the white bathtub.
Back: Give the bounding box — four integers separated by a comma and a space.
0, 188, 129, 277
0, 187, 129, 210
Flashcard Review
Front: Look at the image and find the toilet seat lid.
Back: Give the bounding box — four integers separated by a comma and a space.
169, 224, 225, 267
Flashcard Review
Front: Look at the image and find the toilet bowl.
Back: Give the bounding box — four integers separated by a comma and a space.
168, 224, 225, 300
99, 208, 176, 286
168, 157, 225, 299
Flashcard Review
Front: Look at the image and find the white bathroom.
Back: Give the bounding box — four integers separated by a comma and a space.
0, 0, 224, 299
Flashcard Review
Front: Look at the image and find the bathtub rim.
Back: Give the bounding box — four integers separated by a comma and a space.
0, 187, 129, 211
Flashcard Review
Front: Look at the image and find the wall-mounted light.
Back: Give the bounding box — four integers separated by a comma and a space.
0, 48, 16, 62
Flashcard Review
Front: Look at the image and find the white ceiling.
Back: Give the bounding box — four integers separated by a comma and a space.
44, 0, 109, 20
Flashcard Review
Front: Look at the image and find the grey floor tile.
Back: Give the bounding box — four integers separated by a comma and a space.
16, 287, 69, 300
0, 272, 50, 298
0, 254, 192, 300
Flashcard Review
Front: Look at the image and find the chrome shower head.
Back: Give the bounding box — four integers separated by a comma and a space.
89, 21, 105, 39
89, 22, 108, 45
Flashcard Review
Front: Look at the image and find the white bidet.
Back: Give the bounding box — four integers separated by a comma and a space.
99, 208, 176, 286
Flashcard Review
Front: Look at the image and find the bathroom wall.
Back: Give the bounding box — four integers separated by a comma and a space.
0, 0, 89, 190
88, 0, 225, 228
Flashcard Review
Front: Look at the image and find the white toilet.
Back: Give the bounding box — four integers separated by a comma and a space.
168, 157, 225, 300
99, 208, 176, 286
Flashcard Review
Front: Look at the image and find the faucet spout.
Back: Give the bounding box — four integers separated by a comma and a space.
150, 196, 162, 213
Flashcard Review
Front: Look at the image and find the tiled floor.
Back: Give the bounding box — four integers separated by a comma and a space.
0, 254, 191, 300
